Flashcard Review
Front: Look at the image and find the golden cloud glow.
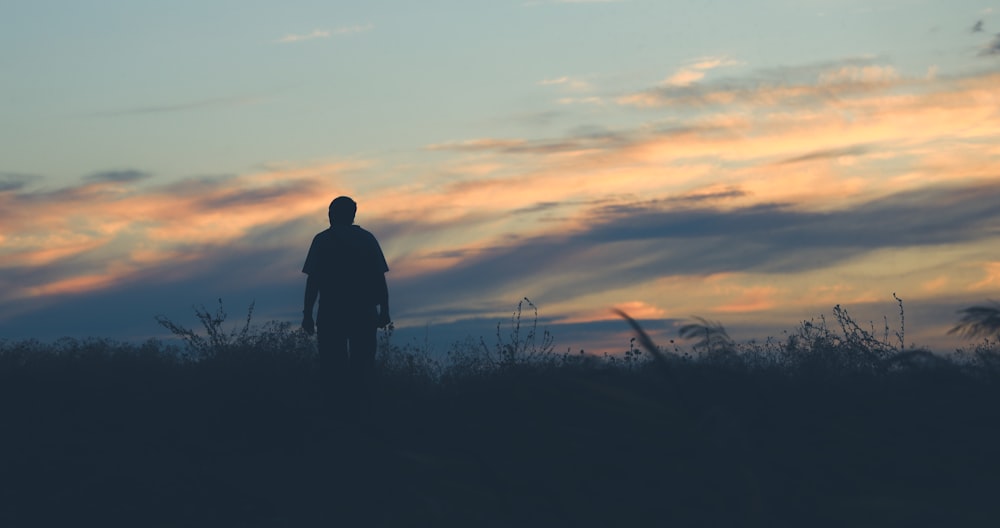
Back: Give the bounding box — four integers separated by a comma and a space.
557, 301, 667, 324
370, 66, 1000, 345
1, 162, 354, 304
25, 273, 121, 298
972, 262, 1000, 291
713, 286, 781, 314
818, 65, 899, 85
4, 61, 999, 354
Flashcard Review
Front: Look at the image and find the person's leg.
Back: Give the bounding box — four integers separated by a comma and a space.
317, 325, 349, 416
348, 324, 378, 418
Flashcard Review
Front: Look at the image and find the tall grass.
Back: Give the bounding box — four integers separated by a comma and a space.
2, 298, 1000, 527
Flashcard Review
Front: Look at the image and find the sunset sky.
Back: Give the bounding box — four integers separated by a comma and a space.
3, 1, 1000, 354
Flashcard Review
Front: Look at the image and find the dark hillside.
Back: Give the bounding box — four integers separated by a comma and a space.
2, 316, 1000, 527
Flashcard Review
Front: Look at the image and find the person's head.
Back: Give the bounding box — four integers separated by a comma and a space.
328, 196, 357, 225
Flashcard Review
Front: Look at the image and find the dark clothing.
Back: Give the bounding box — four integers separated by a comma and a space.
302, 224, 389, 329
302, 224, 389, 417
316, 322, 377, 415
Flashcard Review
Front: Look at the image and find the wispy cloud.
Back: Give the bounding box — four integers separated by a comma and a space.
980, 33, 1000, 56
381, 181, 1000, 336
539, 76, 592, 91
275, 24, 374, 43
4, 59, 1000, 352
83, 170, 152, 184
0, 162, 358, 304
557, 96, 604, 105
93, 95, 263, 117
277, 29, 331, 43
426, 130, 628, 156
540, 75, 601, 105
337, 24, 374, 34
385, 65, 1000, 334
621, 58, 906, 109
774, 145, 871, 165
425, 138, 529, 152
505, 110, 565, 127
817, 64, 899, 85
0, 173, 33, 193
663, 56, 739, 87
972, 19, 985, 33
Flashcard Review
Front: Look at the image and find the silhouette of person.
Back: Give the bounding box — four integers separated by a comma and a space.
302, 196, 390, 418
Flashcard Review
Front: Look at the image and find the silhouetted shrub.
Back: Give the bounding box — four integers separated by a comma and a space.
3, 298, 1000, 527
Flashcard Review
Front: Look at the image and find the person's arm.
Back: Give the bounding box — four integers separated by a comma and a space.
375, 273, 390, 328
368, 232, 391, 328
302, 274, 319, 335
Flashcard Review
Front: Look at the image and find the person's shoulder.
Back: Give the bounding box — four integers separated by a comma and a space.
351, 225, 379, 240
311, 228, 333, 242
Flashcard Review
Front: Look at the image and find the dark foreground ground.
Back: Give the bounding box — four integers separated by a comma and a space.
2, 335, 1000, 528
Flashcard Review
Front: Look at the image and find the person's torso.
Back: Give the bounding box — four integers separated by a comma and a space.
311, 226, 381, 309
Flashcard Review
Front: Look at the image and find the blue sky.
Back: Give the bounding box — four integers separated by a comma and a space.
2, 1, 1000, 353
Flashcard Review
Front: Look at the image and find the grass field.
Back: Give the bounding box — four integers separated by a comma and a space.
2, 301, 1000, 527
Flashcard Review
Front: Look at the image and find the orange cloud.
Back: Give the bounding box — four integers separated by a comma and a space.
613, 75, 1000, 204
714, 286, 780, 314
921, 276, 951, 294
24, 273, 121, 298
414, 70, 1000, 228
1, 237, 109, 268
4, 60, 1000, 356
557, 301, 667, 324
1, 162, 354, 303
971, 262, 1000, 292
